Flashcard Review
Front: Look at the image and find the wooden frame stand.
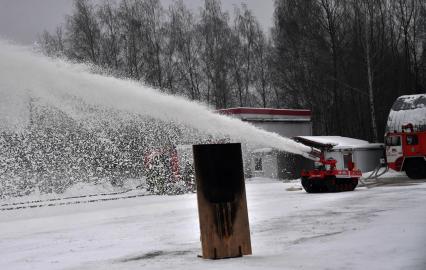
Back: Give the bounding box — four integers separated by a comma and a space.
193, 143, 252, 259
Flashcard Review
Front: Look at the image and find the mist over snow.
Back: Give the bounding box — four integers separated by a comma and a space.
0, 40, 310, 197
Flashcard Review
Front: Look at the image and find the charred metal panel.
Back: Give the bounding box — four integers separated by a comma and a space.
193, 143, 252, 259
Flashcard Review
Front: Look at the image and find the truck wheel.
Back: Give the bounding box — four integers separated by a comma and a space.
404, 158, 426, 179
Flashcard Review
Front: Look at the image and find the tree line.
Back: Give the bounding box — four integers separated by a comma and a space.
39, 0, 270, 109
272, 0, 425, 141
39, 0, 426, 142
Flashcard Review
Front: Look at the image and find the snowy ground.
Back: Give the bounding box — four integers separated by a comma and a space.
0, 176, 425, 270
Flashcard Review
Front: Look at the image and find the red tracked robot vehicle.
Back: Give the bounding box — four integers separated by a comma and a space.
300, 157, 362, 193
294, 137, 363, 193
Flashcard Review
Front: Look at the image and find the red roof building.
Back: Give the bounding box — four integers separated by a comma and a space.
218, 107, 312, 138
218, 107, 313, 180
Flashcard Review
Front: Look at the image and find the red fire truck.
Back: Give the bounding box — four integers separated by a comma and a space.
385, 94, 426, 179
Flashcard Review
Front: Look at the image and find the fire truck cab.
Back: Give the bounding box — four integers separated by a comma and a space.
385, 94, 426, 179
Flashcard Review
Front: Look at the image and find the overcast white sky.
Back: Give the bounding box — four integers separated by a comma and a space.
0, 0, 275, 45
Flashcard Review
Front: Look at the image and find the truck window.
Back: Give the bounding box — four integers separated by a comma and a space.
406, 135, 418, 145
385, 136, 401, 146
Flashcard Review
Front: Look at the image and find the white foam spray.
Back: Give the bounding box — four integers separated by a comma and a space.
0, 40, 311, 157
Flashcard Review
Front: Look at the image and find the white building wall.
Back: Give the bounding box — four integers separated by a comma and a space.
353, 148, 384, 172
224, 109, 313, 180
324, 151, 346, 170
252, 152, 278, 179
250, 121, 312, 138
248, 122, 313, 179
324, 147, 384, 172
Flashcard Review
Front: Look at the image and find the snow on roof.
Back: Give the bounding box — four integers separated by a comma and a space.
294, 136, 372, 150
386, 94, 426, 132
391, 94, 426, 111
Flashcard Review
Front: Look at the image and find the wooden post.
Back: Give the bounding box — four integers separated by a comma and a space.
193, 143, 252, 259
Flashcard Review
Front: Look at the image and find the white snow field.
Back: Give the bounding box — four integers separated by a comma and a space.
0, 177, 425, 270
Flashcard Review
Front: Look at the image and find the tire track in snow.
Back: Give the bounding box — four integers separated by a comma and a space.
0, 189, 149, 211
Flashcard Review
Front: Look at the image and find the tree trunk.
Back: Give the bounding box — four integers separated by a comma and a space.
365, 10, 379, 142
